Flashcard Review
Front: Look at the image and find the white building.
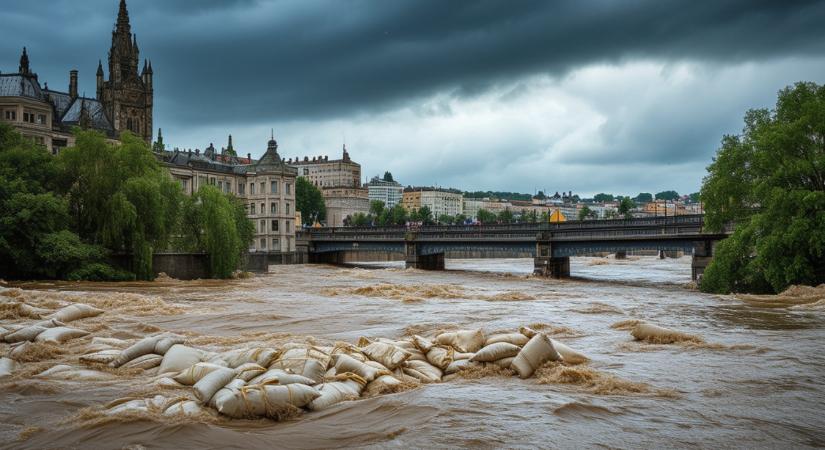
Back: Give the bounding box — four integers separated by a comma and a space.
366, 176, 403, 208
403, 188, 464, 218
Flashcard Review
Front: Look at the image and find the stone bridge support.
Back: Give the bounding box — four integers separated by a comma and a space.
691, 240, 714, 283
534, 237, 570, 278
405, 235, 445, 271
308, 251, 344, 265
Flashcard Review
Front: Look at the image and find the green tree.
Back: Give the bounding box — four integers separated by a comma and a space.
688, 192, 701, 203
454, 213, 467, 224
522, 210, 539, 223
497, 209, 514, 223
476, 208, 497, 224
655, 190, 680, 201
416, 206, 434, 225
350, 212, 370, 226
634, 192, 653, 203
437, 214, 454, 225
370, 200, 386, 217
383, 171, 394, 182
578, 205, 597, 221
594, 193, 614, 202
296, 177, 326, 226
700, 82, 825, 294
196, 186, 243, 278
618, 197, 636, 219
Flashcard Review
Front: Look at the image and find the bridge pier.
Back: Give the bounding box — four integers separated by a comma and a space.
404, 237, 445, 271
615, 251, 627, 260
691, 241, 714, 283
308, 251, 344, 265
534, 238, 570, 278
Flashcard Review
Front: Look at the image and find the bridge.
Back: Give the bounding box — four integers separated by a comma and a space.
305, 215, 729, 281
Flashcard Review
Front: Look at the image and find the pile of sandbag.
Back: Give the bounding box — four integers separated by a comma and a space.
2, 302, 103, 362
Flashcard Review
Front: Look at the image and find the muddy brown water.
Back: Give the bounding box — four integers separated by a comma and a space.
1, 257, 824, 449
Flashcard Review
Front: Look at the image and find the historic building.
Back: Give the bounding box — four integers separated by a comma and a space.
366, 175, 403, 208
0, 0, 152, 153
286, 145, 369, 227
402, 187, 464, 218
161, 134, 299, 254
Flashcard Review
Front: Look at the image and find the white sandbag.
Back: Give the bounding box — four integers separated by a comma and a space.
402, 359, 442, 383
92, 337, 128, 348
434, 329, 485, 353
110, 334, 185, 368
490, 356, 515, 369
235, 363, 267, 382
453, 352, 474, 360
218, 347, 280, 368
153, 377, 183, 388
485, 333, 529, 347
324, 367, 337, 378
49, 303, 103, 322
4, 319, 63, 343
412, 335, 434, 353
470, 342, 521, 362
270, 348, 330, 383
392, 368, 421, 385
172, 362, 226, 385
157, 344, 203, 374
34, 326, 89, 344
444, 358, 481, 375
550, 339, 589, 364
519, 326, 538, 338
361, 342, 411, 370
106, 395, 167, 415
281, 346, 332, 367
8, 341, 33, 361
330, 343, 367, 363
122, 353, 163, 370
377, 338, 417, 351
214, 382, 321, 418
307, 375, 365, 411
365, 374, 406, 396
0, 357, 18, 378
36, 364, 115, 381
630, 322, 694, 342
334, 354, 390, 382
363, 360, 390, 372
163, 399, 206, 417
510, 333, 561, 379
425, 345, 454, 370
79, 349, 122, 365
248, 368, 317, 386
194, 367, 236, 403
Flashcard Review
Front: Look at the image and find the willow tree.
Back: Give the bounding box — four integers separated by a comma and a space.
57, 130, 183, 279
296, 177, 325, 225
700, 82, 825, 294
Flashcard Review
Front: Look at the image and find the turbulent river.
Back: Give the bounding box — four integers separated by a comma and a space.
1, 256, 824, 449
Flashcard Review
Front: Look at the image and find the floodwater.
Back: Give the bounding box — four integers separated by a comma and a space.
2, 256, 824, 449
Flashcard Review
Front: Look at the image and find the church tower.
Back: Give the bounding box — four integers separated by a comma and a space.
100, 0, 153, 143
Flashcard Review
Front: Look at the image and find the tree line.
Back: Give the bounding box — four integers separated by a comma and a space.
0, 125, 253, 281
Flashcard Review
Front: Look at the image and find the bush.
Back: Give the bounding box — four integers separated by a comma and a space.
67, 263, 135, 282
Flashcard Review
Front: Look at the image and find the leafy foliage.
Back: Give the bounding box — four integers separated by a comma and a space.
655, 190, 680, 201
701, 82, 825, 293
296, 177, 326, 225
634, 192, 653, 203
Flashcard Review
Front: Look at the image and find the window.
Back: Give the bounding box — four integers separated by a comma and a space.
37, 114, 46, 125
260, 238, 266, 249
270, 202, 278, 214
260, 182, 265, 193
224, 182, 230, 193
181, 179, 189, 192
238, 183, 245, 195
303, 168, 309, 176
250, 203, 256, 214
271, 181, 278, 194
286, 221, 291, 233
4, 110, 16, 121
218, 181, 223, 190
210, 178, 216, 185
199, 176, 207, 188
285, 183, 291, 195
260, 203, 265, 214
286, 202, 291, 214
271, 219, 278, 232
250, 182, 256, 194
260, 220, 265, 233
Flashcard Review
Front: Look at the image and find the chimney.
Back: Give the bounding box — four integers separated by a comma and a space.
69, 70, 78, 99
247, 153, 251, 161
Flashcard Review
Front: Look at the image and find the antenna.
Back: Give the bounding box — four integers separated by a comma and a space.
270, 128, 274, 140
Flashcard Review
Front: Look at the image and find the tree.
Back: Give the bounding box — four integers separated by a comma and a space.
593, 193, 614, 202
389, 204, 409, 225
618, 197, 636, 219
700, 81, 825, 294
655, 190, 680, 201
634, 192, 653, 203
296, 177, 326, 226
415, 206, 434, 225
523, 210, 539, 223
437, 214, 454, 225
383, 171, 394, 182
192, 186, 245, 278
476, 208, 497, 224
688, 192, 701, 203
350, 212, 370, 226
369, 200, 386, 217
454, 213, 468, 224
578, 205, 597, 221
497, 209, 514, 223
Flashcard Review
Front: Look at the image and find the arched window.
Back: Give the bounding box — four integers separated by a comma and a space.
126, 117, 132, 131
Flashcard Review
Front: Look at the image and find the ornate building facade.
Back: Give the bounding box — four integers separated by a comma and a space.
0, 0, 152, 153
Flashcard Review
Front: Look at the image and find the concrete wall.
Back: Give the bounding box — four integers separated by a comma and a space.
152, 253, 211, 279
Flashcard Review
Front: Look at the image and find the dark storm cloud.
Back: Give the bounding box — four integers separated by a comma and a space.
2, 0, 824, 127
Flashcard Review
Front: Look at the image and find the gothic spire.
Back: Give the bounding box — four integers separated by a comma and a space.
19, 47, 30, 74
116, 0, 131, 35
142, 59, 148, 75
97, 59, 104, 76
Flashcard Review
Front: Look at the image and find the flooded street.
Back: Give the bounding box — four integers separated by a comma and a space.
2, 256, 824, 449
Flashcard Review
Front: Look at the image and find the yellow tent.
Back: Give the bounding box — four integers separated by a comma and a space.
549, 209, 566, 223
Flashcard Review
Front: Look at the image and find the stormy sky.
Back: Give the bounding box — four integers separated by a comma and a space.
2, 0, 824, 197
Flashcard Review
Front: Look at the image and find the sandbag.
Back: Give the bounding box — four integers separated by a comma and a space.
248, 368, 318, 386
0, 357, 18, 378
235, 363, 267, 382
163, 399, 206, 417
307, 375, 365, 411
330, 343, 367, 363
218, 347, 280, 368
392, 368, 421, 385
157, 344, 203, 374
365, 374, 406, 396
361, 342, 410, 370
122, 353, 163, 370
490, 356, 515, 369
80, 349, 123, 365
519, 326, 538, 338
434, 329, 485, 353
510, 333, 561, 379
279, 346, 331, 367
49, 303, 103, 322
425, 345, 454, 370
111, 334, 185, 368
4, 319, 63, 343
485, 333, 529, 347
173, 362, 226, 385
444, 358, 481, 375
34, 326, 89, 344
214, 382, 321, 418
7, 341, 33, 361
631, 323, 690, 342
402, 360, 442, 383
36, 364, 114, 381
363, 360, 390, 372
334, 354, 389, 382
194, 367, 236, 403
412, 335, 434, 353
153, 377, 183, 388
453, 352, 474, 360
471, 342, 521, 362
92, 337, 128, 348
550, 339, 588, 364
106, 395, 167, 415
269, 349, 328, 384
324, 367, 337, 378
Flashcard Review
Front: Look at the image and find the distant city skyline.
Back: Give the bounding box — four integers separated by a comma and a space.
2, 0, 824, 196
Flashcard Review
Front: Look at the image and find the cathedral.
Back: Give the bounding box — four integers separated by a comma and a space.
0, 0, 153, 152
